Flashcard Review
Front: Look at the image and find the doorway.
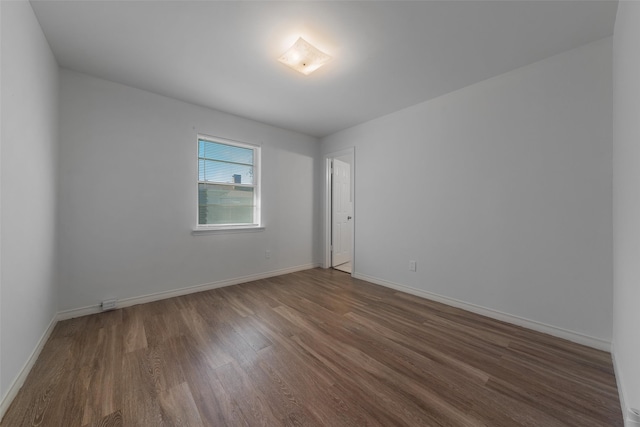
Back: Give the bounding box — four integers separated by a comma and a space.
324, 148, 354, 274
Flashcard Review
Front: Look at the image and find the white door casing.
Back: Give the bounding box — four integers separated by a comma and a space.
332, 159, 352, 267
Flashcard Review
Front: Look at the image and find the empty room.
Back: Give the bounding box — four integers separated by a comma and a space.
1, 0, 639, 425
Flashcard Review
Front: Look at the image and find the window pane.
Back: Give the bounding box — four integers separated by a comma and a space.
198, 158, 205, 181
198, 183, 254, 225
200, 159, 253, 184
199, 140, 254, 165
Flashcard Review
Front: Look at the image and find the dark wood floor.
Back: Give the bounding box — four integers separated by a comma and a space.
1, 268, 623, 426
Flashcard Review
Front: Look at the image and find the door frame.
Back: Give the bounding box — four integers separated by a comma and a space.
324, 147, 355, 272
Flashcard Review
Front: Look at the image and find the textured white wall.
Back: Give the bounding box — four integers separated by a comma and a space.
322, 38, 613, 344
58, 70, 320, 311
613, 2, 640, 423
1, 0, 59, 400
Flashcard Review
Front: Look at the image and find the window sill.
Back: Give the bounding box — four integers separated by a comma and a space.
192, 226, 265, 235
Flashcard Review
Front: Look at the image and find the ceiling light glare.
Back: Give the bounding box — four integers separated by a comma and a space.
278, 37, 331, 76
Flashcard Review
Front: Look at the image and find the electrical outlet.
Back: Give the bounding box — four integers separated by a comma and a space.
409, 260, 417, 272
265, 250, 271, 259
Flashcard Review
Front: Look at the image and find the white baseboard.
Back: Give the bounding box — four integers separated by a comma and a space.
0, 314, 57, 421
57, 263, 320, 321
612, 342, 640, 427
353, 272, 611, 352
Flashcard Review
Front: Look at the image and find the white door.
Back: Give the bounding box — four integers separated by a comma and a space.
332, 159, 352, 267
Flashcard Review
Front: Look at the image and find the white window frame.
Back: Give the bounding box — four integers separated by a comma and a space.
194, 134, 262, 233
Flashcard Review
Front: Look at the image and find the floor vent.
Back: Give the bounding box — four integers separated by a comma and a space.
101, 299, 117, 311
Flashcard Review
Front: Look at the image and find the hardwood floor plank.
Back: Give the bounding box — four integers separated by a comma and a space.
344, 311, 491, 385
227, 315, 273, 352
178, 307, 234, 369
121, 348, 163, 426
82, 409, 123, 427
58, 369, 89, 426
215, 361, 281, 426
249, 353, 325, 426
170, 335, 231, 426
82, 325, 123, 424
466, 387, 570, 427
2, 337, 73, 426
0, 268, 623, 426
258, 344, 387, 426
122, 306, 148, 354
218, 286, 256, 317
158, 382, 204, 427
211, 322, 261, 368
484, 376, 618, 427
291, 331, 455, 426
505, 340, 618, 391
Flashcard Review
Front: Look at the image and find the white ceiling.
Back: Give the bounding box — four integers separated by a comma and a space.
30, 0, 617, 138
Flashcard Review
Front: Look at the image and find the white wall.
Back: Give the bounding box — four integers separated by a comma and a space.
0, 0, 59, 403
322, 38, 613, 346
613, 2, 640, 424
58, 70, 320, 312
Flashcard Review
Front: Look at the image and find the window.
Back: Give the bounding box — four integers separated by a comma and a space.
197, 135, 261, 229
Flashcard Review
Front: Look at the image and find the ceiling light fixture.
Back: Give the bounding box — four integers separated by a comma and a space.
278, 37, 331, 76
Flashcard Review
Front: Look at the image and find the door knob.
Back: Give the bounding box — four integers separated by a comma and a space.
347, 216, 352, 220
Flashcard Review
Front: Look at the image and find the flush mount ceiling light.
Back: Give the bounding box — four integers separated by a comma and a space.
278, 37, 332, 75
